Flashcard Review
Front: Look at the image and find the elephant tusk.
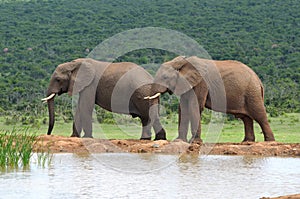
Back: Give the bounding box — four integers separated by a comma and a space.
149, 93, 161, 99
41, 93, 56, 102
145, 93, 161, 100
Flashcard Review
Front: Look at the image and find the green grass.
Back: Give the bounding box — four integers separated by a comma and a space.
0, 128, 53, 171
0, 128, 35, 170
0, 113, 299, 143
217, 113, 299, 143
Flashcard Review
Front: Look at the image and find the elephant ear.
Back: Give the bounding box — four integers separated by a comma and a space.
164, 56, 187, 70
173, 57, 203, 95
68, 59, 96, 96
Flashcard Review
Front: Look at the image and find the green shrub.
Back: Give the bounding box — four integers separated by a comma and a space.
4, 115, 19, 125
267, 106, 281, 117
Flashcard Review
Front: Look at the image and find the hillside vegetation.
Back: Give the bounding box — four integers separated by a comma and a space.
0, 0, 299, 120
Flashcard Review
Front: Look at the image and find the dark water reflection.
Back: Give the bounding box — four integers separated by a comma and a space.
0, 154, 299, 199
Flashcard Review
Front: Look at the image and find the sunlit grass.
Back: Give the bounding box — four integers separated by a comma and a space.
218, 113, 299, 143
0, 113, 299, 143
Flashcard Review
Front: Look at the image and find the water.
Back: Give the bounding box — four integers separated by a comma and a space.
0, 154, 299, 199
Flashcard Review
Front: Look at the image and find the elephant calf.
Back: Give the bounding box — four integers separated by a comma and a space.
42, 58, 166, 140
146, 56, 275, 142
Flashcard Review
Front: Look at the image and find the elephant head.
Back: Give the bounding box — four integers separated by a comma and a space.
42, 58, 96, 135
146, 56, 211, 99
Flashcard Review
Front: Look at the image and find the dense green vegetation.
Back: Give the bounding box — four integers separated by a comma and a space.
0, 0, 299, 121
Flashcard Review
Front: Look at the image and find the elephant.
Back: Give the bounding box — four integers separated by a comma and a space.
145, 56, 275, 142
42, 58, 166, 140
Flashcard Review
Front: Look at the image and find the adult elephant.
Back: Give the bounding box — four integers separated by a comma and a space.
42, 58, 166, 140
145, 56, 275, 142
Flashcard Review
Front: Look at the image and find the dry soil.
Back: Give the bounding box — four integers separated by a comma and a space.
34, 135, 300, 156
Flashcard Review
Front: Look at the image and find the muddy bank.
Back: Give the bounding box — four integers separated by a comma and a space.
34, 135, 300, 156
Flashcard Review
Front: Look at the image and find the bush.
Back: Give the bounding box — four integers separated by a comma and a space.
5, 114, 19, 125
267, 106, 283, 117
96, 108, 115, 124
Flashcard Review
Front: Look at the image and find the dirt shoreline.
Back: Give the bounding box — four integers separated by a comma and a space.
34, 135, 300, 156
261, 194, 300, 199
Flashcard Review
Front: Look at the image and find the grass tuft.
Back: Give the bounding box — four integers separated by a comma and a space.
0, 128, 52, 171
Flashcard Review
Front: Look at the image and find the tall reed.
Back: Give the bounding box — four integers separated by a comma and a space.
0, 128, 51, 170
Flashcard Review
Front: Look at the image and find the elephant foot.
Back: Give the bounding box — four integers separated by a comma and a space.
82, 134, 93, 138
242, 137, 255, 142
154, 130, 166, 140
140, 137, 151, 140
70, 133, 80, 137
264, 139, 276, 142
264, 135, 275, 141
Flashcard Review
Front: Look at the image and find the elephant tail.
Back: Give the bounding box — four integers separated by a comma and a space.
254, 72, 265, 100
260, 83, 264, 100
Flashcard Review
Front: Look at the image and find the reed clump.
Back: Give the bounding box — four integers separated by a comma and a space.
0, 129, 52, 170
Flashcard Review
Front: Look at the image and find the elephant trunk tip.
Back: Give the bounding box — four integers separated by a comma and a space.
47, 130, 52, 135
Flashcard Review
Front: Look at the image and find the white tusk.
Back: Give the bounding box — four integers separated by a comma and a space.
41, 93, 56, 102
144, 96, 150, 99
147, 93, 161, 100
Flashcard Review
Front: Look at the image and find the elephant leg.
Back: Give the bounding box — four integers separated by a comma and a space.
81, 106, 94, 138
176, 96, 189, 142
78, 86, 96, 138
71, 108, 82, 137
241, 115, 255, 142
140, 117, 152, 140
72, 102, 93, 138
189, 94, 202, 143
72, 121, 81, 137
189, 85, 207, 143
253, 113, 275, 141
153, 118, 166, 140
248, 102, 275, 141
148, 103, 166, 140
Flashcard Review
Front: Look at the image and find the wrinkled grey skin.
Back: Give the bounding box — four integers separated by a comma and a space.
43, 58, 166, 140
149, 56, 275, 142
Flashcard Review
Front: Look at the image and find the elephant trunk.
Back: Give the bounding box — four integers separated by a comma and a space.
47, 98, 55, 135
41, 93, 56, 135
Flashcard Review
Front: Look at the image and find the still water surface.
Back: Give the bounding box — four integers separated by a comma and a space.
0, 153, 299, 199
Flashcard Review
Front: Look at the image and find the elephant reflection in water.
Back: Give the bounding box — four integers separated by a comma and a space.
42, 58, 166, 140
146, 56, 275, 142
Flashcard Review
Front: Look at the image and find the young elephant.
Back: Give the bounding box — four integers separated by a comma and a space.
42, 58, 166, 140
146, 56, 275, 142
